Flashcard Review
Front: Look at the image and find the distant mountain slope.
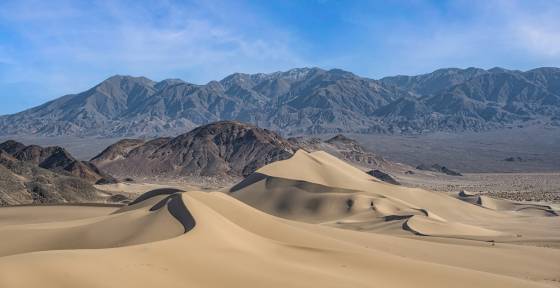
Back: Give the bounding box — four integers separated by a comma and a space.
1, 67, 559, 136
91, 121, 297, 178
380, 67, 488, 96
378, 67, 560, 132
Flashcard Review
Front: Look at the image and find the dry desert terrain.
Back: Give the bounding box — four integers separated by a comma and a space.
1, 150, 559, 288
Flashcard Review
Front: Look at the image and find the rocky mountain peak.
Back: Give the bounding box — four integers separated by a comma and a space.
281, 67, 324, 79
155, 79, 187, 90
0, 66, 558, 137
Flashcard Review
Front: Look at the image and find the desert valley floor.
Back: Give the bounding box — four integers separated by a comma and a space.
0, 150, 559, 288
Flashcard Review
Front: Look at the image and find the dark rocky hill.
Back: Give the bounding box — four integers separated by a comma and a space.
91, 120, 411, 184
91, 121, 297, 178
1, 67, 559, 137
0, 141, 114, 184
0, 150, 102, 205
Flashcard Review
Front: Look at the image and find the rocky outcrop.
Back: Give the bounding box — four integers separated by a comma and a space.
0, 155, 102, 206
367, 169, 400, 185
0, 141, 115, 184
0, 140, 26, 155
416, 164, 462, 176
91, 121, 297, 178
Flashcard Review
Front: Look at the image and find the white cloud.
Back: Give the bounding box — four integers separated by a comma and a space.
516, 25, 560, 57
502, 1, 560, 58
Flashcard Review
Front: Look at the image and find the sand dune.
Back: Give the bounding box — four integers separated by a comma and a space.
1, 150, 559, 287
230, 150, 560, 242
457, 192, 559, 217
404, 215, 508, 239
0, 200, 185, 257
1, 190, 559, 287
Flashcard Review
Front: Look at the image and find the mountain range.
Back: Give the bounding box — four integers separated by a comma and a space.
1, 67, 559, 137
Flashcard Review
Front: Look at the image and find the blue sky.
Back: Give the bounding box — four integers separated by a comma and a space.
1, 0, 559, 115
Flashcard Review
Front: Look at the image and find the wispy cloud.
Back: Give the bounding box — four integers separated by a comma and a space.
504, 1, 560, 58
518, 25, 560, 57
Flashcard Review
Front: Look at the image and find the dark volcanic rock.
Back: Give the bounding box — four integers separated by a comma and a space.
0, 140, 26, 154
438, 165, 462, 176
91, 121, 298, 178
325, 134, 355, 144
416, 163, 462, 176
367, 169, 400, 185
0, 142, 116, 205
0, 156, 102, 206
0, 140, 115, 184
